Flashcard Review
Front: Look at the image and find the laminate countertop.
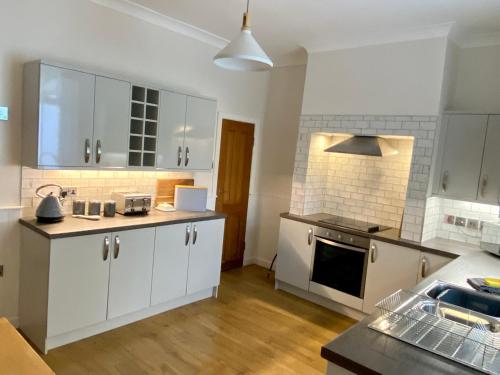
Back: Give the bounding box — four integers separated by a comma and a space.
280, 212, 481, 258
19, 210, 226, 239
321, 251, 500, 374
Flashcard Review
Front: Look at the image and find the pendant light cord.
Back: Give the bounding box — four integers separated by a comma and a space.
246, 0, 250, 13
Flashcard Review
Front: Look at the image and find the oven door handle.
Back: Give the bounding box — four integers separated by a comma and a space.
315, 236, 367, 253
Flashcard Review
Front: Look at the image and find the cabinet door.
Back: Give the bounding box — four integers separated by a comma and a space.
362, 240, 421, 314
478, 115, 500, 204
186, 219, 225, 294
157, 90, 187, 169
151, 223, 190, 305
184, 96, 217, 170
275, 218, 314, 291
435, 114, 488, 200
93, 76, 131, 168
417, 252, 452, 283
47, 233, 111, 337
107, 228, 155, 319
39, 64, 95, 167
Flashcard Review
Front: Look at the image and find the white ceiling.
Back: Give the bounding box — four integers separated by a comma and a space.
125, 0, 500, 66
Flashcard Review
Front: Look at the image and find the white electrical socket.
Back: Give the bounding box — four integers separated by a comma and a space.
62, 186, 78, 197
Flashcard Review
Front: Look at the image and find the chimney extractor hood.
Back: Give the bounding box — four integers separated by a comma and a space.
324, 136, 398, 157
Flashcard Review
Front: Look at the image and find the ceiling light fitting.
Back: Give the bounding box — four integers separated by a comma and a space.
213, 0, 273, 71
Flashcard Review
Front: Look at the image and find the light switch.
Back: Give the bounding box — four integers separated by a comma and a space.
0, 107, 8, 121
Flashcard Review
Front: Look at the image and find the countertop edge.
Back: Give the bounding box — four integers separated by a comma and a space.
19, 212, 227, 239
320, 345, 381, 375
280, 213, 460, 259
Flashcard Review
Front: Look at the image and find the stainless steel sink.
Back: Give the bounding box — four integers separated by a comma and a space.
422, 281, 500, 333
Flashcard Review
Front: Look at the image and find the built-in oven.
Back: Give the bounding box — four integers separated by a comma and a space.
310, 227, 369, 301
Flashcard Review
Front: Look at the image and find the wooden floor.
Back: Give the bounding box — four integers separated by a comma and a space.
42, 266, 356, 375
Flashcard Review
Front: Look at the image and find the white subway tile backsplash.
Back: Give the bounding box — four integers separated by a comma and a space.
21, 167, 193, 216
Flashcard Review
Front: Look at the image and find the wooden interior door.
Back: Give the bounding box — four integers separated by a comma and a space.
216, 119, 254, 271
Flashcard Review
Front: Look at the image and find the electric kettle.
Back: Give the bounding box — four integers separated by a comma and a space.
35, 184, 65, 223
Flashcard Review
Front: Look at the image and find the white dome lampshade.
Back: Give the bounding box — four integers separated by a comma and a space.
213, 2, 273, 71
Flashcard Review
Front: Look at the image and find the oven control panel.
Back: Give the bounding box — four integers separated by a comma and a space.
314, 227, 370, 249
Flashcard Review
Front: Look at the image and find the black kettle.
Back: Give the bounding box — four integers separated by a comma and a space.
35, 184, 65, 223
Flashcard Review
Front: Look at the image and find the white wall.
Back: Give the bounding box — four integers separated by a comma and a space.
301, 38, 448, 115
245, 65, 307, 266
0, 0, 272, 323
448, 44, 500, 112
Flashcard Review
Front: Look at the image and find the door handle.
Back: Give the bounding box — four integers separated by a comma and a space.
177, 146, 182, 167
113, 236, 120, 259
480, 175, 488, 197
370, 243, 377, 263
192, 224, 198, 245
185, 146, 190, 167
96, 139, 102, 163
441, 171, 449, 192
185, 225, 191, 246
103, 236, 110, 261
307, 228, 313, 245
421, 256, 428, 278
84, 138, 91, 163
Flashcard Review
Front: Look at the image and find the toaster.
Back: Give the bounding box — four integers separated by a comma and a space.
111, 192, 152, 215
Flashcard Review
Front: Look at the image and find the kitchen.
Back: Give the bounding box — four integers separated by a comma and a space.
0, 1, 500, 374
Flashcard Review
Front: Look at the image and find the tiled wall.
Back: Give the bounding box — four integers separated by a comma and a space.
422, 196, 499, 245
324, 136, 413, 229
291, 115, 438, 242
21, 167, 192, 216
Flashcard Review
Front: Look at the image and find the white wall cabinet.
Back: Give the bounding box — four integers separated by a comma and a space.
47, 233, 111, 337
107, 228, 155, 319
363, 240, 422, 314
275, 218, 315, 291
433, 114, 488, 201
184, 96, 218, 170
477, 115, 500, 204
157, 91, 217, 170
93, 76, 131, 168
433, 113, 500, 203
23, 60, 217, 171
24, 63, 96, 168
156, 91, 187, 169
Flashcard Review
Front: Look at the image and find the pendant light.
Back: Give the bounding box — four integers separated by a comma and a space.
213, 0, 273, 71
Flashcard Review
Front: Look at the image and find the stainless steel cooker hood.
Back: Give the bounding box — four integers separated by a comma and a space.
324, 136, 398, 157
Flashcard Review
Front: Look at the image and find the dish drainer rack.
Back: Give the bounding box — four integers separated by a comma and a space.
369, 290, 500, 374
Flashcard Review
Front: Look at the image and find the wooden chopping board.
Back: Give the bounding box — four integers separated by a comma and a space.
156, 179, 194, 205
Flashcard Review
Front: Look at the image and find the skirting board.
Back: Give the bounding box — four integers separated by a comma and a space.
38, 287, 215, 354
275, 280, 367, 321
243, 257, 273, 269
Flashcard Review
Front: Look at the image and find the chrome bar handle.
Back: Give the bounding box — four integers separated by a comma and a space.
370, 243, 377, 263
84, 138, 91, 163
307, 228, 313, 245
113, 236, 120, 259
96, 139, 102, 164
480, 175, 488, 197
103, 236, 110, 261
185, 146, 190, 167
177, 146, 182, 166
421, 256, 428, 278
185, 225, 191, 246
193, 225, 198, 245
441, 170, 449, 192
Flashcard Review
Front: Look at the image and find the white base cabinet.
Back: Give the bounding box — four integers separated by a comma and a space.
19, 218, 225, 353
275, 218, 314, 291
417, 252, 452, 283
362, 240, 421, 314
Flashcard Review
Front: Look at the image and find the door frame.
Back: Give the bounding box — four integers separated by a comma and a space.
213, 112, 259, 268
